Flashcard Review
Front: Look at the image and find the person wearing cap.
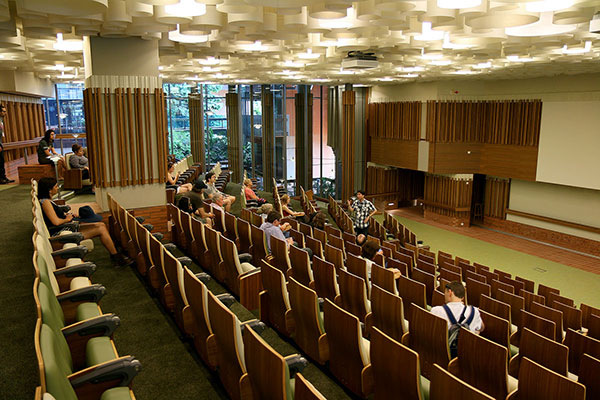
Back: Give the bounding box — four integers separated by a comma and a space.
180, 180, 214, 228
37, 177, 130, 267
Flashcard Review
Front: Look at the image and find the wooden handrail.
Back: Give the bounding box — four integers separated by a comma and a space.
55, 133, 86, 139
1, 138, 41, 150
366, 191, 411, 200
417, 198, 471, 213
505, 209, 600, 235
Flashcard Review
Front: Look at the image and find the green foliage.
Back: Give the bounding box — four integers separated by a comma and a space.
206, 128, 228, 164
171, 129, 191, 161
243, 142, 252, 169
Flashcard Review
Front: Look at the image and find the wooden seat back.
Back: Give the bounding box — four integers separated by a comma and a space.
345, 241, 361, 257
219, 235, 244, 296
499, 275, 525, 294
305, 235, 323, 259
270, 235, 292, 277
323, 299, 372, 398
537, 283, 560, 304
337, 269, 370, 322
346, 253, 369, 291
205, 226, 225, 281
516, 309, 556, 346
393, 251, 414, 276
259, 260, 293, 337
578, 354, 600, 400
581, 303, 600, 329
289, 245, 313, 288
250, 224, 268, 263
224, 212, 239, 244
312, 228, 327, 248
369, 285, 407, 343
411, 268, 435, 306
547, 292, 574, 308
430, 364, 495, 400
448, 328, 510, 400
294, 373, 327, 400
324, 244, 344, 273
550, 300, 582, 332
530, 301, 564, 341
387, 258, 408, 276
311, 256, 339, 302
298, 222, 313, 239
491, 279, 514, 298
480, 294, 511, 324
480, 309, 511, 351
563, 328, 600, 375
416, 259, 436, 276
212, 206, 225, 233
237, 218, 252, 255
496, 289, 524, 328
509, 357, 585, 400
515, 276, 534, 293
404, 303, 450, 380
520, 289, 545, 312
163, 251, 187, 329
466, 278, 491, 308
147, 233, 167, 293
287, 278, 328, 365
396, 275, 427, 324
588, 313, 600, 340
509, 328, 568, 379
371, 264, 398, 295
465, 270, 487, 284
370, 327, 423, 400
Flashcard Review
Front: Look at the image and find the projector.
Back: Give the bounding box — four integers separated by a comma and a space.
341, 51, 378, 70
591, 13, 600, 34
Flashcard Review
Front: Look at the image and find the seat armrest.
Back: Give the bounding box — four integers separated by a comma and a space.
177, 257, 192, 267
58, 205, 72, 213
239, 267, 260, 279
216, 293, 235, 307
52, 246, 88, 260
54, 262, 97, 278
69, 356, 142, 388
284, 355, 308, 377
62, 314, 121, 338
143, 224, 154, 232
152, 232, 164, 241
240, 319, 266, 334
134, 216, 145, 224
57, 284, 106, 303
49, 232, 84, 245
164, 243, 177, 253
195, 272, 211, 283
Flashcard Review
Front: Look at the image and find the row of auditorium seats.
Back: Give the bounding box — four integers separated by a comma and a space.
30, 180, 142, 400
108, 194, 327, 400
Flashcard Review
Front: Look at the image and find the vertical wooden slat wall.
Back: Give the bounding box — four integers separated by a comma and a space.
423, 174, 473, 218
188, 94, 205, 168
366, 101, 421, 140
425, 99, 542, 146
82, 88, 167, 187
484, 177, 510, 219
225, 92, 242, 183
262, 88, 274, 193
1, 100, 45, 161
295, 92, 306, 194
365, 166, 424, 201
342, 90, 356, 201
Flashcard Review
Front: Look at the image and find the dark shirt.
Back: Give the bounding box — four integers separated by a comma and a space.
38, 139, 53, 163
40, 198, 67, 234
180, 190, 204, 212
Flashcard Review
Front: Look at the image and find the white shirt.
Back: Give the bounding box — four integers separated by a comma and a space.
430, 301, 483, 333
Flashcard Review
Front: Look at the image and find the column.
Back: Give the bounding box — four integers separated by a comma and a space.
189, 89, 205, 168
261, 85, 274, 193
83, 36, 166, 210
225, 87, 243, 183
295, 85, 313, 195
342, 84, 356, 201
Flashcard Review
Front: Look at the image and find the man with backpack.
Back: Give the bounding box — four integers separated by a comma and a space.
430, 281, 484, 358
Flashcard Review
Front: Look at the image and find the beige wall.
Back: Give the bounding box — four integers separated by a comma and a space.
84, 36, 159, 78
508, 179, 600, 241
0, 71, 54, 97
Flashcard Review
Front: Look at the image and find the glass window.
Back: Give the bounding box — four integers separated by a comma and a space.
164, 83, 191, 160
203, 84, 228, 168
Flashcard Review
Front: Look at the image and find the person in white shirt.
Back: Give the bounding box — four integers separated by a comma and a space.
430, 281, 484, 334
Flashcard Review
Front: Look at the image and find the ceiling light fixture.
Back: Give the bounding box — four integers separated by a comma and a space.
297, 48, 321, 59
414, 22, 445, 41
165, 0, 207, 17
53, 33, 83, 52
505, 12, 576, 37
525, 0, 575, 12
169, 25, 209, 43
562, 41, 592, 55
437, 0, 482, 10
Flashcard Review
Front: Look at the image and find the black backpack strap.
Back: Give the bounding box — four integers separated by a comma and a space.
465, 306, 476, 325
442, 304, 458, 325
457, 305, 468, 324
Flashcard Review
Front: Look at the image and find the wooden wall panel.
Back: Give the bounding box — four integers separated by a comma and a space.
367, 101, 421, 140
366, 166, 424, 200
429, 143, 482, 174
369, 138, 419, 170
342, 90, 356, 201
83, 88, 167, 188
484, 177, 510, 219
423, 174, 473, 226
188, 94, 205, 168
480, 144, 538, 181
1, 100, 45, 162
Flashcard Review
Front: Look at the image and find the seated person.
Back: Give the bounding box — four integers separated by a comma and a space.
69, 143, 90, 180
309, 211, 327, 230
259, 211, 294, 253
243, 178, 267, 206
205, 171, 235, 212
179, 180, 213, 228
280, 194, 305, 218
430, 281, 484, 334
256, 203, 274, 219
37, 177, 130, 267
166, 162, 193, 194
360, 239, 383, 277
38, 129, 66, 178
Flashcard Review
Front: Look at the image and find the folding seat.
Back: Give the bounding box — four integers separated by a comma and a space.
305, 235, 324, 260
465, 278, 491, 308
416, 259, 436, 276
437, 251, 453, 267
512, 309, 556, 346
206, 287, 256, 400
324, 224, 341, 238
418, 253, 435, 267
396, 275, 428, 323
288, 228, 305, 249
147, 232, 169, 297
465, 270, 487, 283
508, 328, 569, 379
312, 228, 327, 249
514, 276, 534, 293
478, 269, 499, 285
134, 221, 151, 276
411, 268, 435, 306
370, 264, 399, 295
530, 301, 564, 341
240, 208, 253, 223
448, 328, 517, 400
342, 231, 355, 244
204, 226, 225, 282
563, 328, 600, 376
162, 251, 190, 331
479, 309, 513, 355
327, 234, 345, 257
33, 250, 104, 325
298, 222, 313, 239
370, 326, 429, 400
537, 283, 559, 303
287, 278, 329, 365
323, 299, 373, 398
259, 260, 295, 337
493, 268, 511, 281
401, 304, 449, 380
181, 267, 219, 369
346, 253, 371, 296
581, 303, 600, 330
281, 217, 298, 231
270, 235, 292, 277
324, 244, 344, 273
250, 211, 263, 227
387, 257, 409, 276
179, 210, 195, 256
242, 325, 306, 400
345, 240, 361, 256
491, 279, 514, 298
431, 289, 446, 307
224, 212, 239, 245
167, 203, 184, 249
336, 269, 371, 323
546, 291, 574, 308
366, 285, 407, 343
588, 313, 600, 340
430, 364, 494, 400
37, 321, 140, 400
372, 252, 386, 268
237, 218, 252, 255
506, 358, 585, 400
212, 205, 226, 233
520, 289, 545, 312
498, 275, 524, 294
289, 245, 314, 288
549, 300, 582, 332
249, 224, 269, 264
311, 256, 339, 303
578, 354, 600, 400
392, 250, 414, 276
189, 217, 210, 269
480, 294, 513, 332
219, 235, 261, 310
496, 289, 524, 330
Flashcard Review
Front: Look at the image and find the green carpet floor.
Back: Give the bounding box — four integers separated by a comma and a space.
375, 214, 600, 308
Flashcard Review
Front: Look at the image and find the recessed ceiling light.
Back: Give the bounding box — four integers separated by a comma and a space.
562, 41, 592, 55
437, 0, 482, 10
165, 0, 207, 17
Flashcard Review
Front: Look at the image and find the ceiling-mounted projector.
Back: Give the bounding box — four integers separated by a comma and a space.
341, 51, 378, 69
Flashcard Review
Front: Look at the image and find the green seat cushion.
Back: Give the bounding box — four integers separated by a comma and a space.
100, 387, 133, 400
86, 336, 118, 366
509, 344, 519, 358
420, 376, 430, 400
76, 302, 101, 321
